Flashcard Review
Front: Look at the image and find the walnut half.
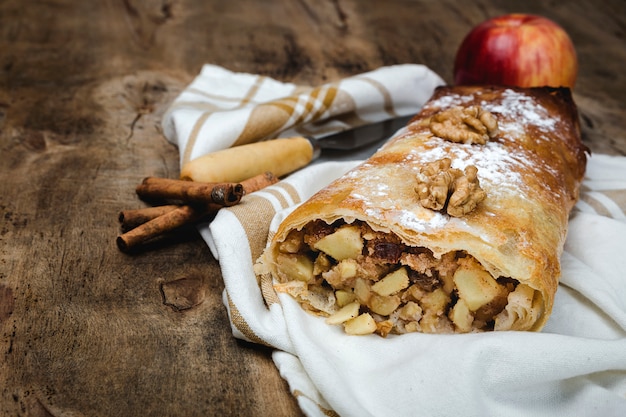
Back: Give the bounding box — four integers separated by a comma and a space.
429, 106, 498, 144
415, 158, 486, 217
447, 165, 486, 217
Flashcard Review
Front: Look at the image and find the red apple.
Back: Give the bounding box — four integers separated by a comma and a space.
453, 14, 578, 88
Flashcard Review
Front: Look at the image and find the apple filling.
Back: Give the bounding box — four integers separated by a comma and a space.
273, 219, 536, 336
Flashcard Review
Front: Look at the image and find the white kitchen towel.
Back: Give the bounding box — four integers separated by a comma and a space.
162, 63, 444, 168
203, 154, 626, 417
163, 65, 626, 416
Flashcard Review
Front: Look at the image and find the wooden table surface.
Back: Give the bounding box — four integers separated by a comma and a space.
1, 1, 624, 416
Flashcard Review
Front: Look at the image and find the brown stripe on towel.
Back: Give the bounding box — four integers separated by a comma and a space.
275, 182, 301, 207
184, 75, 269, 161
233, 102, 293, 146
307, 85, 339, 123
240, 74, 267, 107
226, 293, 270, 346
262, 188, 291, 211
226, 195, 277, 262
259, 273, 280, 307
292, 390, 340, 417
579, 192, 613, 217
580, 190, 626, 219
164, 99, 223, 112
356, 75, 398, 117
182, 111, 211, 165
603, 189, 626, 212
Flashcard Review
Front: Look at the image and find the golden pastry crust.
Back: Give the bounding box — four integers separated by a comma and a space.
257, 85, 587, 335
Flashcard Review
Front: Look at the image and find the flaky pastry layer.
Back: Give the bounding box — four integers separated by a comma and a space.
256, 86, 587, 336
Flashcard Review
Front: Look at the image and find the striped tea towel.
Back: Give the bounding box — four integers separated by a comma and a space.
161, 64, 444, 167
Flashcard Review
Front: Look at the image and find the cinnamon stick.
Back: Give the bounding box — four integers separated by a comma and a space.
119, 205, 179, 231
116, 204, 206, 252
136, 177, 244, 206
240, 171, 279, 195
209, 183, 244, 207
117, 172, 279, 251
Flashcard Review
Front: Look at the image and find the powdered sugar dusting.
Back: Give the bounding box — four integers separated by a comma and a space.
427, 88, 559, 138
413, 88, 563, 191
481, 90, 556, 131
339, 88, 559, 233
425, 93, 475, 109
396, 210, 448, 231
404, 140, 526, 192
346, 167, 455, 232
481, 89, 557, 133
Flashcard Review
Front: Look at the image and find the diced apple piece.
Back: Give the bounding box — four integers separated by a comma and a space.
403, 284, 426, 302
420, 313, 454, 333
450, 299, 474, 333
474, 287, 510, 322
335, 289, 356, 307
398, 301, 423, 322
440, 271, 455, 294
324, 259, 359, 288
453, 260, 503, 312
405, 321, 420, 333
369, 294, 401, 316
278, 230, 304, 253
419, 288, 451, 316
338, 259, 358, 279
313, 225, 363, 260
276, 253, 314, 283
344, 313, 377, 335
371, 267, 410, 296
354, 278, 371, 304
326, 301, 360, 325
313, 252, 332, 275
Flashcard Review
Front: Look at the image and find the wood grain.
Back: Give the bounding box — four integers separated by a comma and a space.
1, 0, 625, 416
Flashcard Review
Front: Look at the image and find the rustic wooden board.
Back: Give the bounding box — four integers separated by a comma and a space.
1, 0, 625, 416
